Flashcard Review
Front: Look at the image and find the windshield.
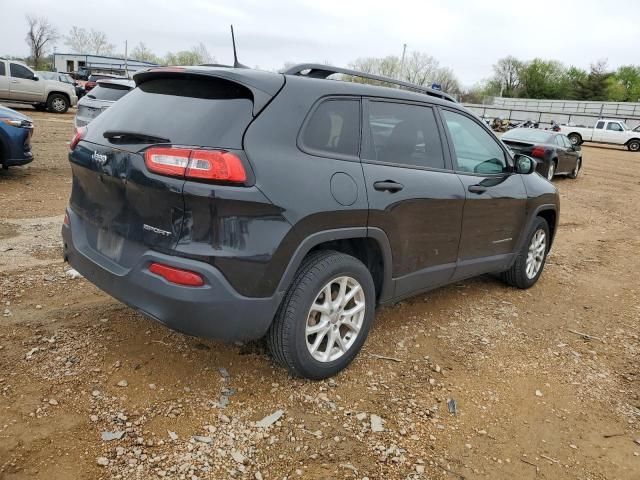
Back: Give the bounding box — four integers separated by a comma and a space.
620, 122, 630, 131
502, 128, 553, 144
86, 84, 131, 102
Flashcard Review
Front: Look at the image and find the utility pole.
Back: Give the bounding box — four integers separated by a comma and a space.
399, 43, 407, 81
124, 40, 128, 77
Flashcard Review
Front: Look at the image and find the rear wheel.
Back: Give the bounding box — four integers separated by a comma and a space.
267, 251, 375, 379
502, 217, 550, 289
568, 133, 581, 146
628, 140, 640, 152
568, 158, 581, 179
46, 94, 69, 113
546, 160, 556, 181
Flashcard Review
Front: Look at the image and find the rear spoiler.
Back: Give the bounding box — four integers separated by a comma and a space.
133, 67, 285, 116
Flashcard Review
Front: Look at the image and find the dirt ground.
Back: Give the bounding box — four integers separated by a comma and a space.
0, 109, 638, 480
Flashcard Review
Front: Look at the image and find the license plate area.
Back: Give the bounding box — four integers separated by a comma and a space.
96, 228, 124, 261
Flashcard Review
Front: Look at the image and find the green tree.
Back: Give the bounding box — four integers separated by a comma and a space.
517, 59, 568, 99
606, 65, 640, 102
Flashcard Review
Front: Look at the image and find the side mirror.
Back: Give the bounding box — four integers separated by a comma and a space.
32, 75, 39, 81
514, 154, 536, 175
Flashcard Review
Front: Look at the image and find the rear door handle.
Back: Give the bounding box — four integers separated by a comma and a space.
373, 181, 404, 193
468, 184, 487, 194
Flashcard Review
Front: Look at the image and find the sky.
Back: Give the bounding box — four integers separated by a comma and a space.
2, 0, 639, 86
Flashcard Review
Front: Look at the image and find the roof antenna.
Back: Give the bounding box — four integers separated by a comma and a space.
231, 25, 248, 68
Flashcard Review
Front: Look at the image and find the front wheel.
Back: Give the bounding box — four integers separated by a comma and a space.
46, 94, 69, 113
628, 140, 640, 152
546, 161, 556, 181
502, 217, 550, 289
267, 251, 375, 379
568, 158, 581, 179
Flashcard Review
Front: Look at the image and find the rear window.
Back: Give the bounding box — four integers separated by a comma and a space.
84, 76, 254, 149
87, 84, 131, 102
502, 129, 553, 144
300, 99, 360, 158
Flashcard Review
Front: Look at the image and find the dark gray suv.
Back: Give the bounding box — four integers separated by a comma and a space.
62, 64, 559, 379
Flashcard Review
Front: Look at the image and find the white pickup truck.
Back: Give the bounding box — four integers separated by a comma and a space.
0, 58, 78, 113
560, 119, 640, 152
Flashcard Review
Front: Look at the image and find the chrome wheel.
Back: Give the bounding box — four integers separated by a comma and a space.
305, 276, 365, 363
546, 162, 555, 181
629, 141, 640, 152
526, 229, 546, 279
52, 98, 66, 112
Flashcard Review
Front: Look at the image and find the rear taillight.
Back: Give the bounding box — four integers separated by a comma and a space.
63, 212, 70, 226
70, 126, 87, 151
531, 146, 546, 158
144, 147, 247, 183
148, 262, 204, 287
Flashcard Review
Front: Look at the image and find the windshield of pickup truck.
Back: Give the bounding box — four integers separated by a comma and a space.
620, 122, 630, 130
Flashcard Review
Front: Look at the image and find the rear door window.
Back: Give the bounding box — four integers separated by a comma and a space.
595, 121, 605, 129
365, 101, 445, 170
87, 84, 131, 101
0, 63, 5, 76
300, 99, 360, 158
83, 76, 254, 150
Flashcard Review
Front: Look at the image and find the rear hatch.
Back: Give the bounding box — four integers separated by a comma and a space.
68, 69, 282, 267
77, 82, 132, 123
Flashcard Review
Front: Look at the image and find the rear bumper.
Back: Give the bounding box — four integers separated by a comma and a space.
61, 209, 281, 341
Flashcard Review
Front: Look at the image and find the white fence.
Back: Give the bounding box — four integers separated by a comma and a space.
463, 98, 640, 130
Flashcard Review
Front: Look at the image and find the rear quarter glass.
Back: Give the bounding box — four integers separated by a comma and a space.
83, 76, 254, 151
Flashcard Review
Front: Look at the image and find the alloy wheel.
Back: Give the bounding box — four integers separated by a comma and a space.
526, 229, 546, 279
305, 276, 365, 363
547, 162, 555, 181
52, 98, 66, 112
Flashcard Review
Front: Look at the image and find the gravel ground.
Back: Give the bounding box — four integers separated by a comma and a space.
0, 109, 638, 480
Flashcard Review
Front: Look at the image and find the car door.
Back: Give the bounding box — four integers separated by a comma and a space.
439, 108, 528, 280
8, 63, 43, 102
561, 135, 580, 172
602, 121, 624, 144
553, 134, 572, 173
592, 120, 606, 142
362, 99, 465, 299
0, 62, 9, 99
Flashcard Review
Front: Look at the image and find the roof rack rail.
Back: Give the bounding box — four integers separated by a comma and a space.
282, 63, 456, 103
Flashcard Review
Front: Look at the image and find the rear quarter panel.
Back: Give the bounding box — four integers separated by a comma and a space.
242, 78, 369, 295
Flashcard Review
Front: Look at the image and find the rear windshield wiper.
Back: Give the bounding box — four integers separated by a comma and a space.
86, 94, 96, 99
103, 130, 171, 144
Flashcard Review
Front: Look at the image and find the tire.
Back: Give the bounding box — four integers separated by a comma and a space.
546, 160, 556, 181
501, 217, 550, 289
267, 250, 375, 379
46, 94, 69, 113
568, 157, 581, 179
567, 133, 581, 146
628, 139, 640, 152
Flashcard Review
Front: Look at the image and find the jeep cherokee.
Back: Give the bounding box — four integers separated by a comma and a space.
62, 64, 559, 379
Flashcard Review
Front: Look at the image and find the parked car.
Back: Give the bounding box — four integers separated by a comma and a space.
84, 74, 125, 92
0, 104, 34, 169
560, 119, 640, 151
62, 63, 559, 379
75, 79, 135, 128
37, 71, 85, 99
0, 58, 78, 113
501, 128, 582, 180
